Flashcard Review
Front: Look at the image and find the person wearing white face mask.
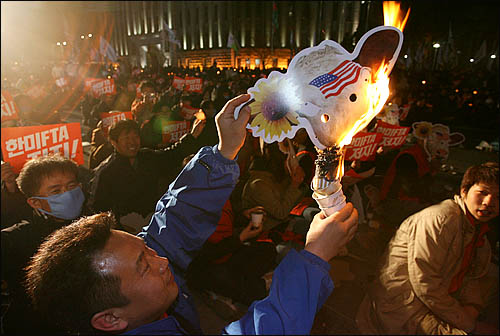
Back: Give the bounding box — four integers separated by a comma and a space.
1, 154, 86, 334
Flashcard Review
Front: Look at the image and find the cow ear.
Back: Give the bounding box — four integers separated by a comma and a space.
449, 132, 466, 146
353, 27, 402, 78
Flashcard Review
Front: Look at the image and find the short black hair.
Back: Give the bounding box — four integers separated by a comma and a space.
24, 212, 130, 334
16, 154, 79, 198
108, 119, 140, 142
461, 162, 499, 193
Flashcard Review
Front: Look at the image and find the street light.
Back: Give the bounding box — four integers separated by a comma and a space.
56, 42, 61, 46
62, 41, 67, 46
88, 33, 93, 38
81, 35, 85, 39
433, 43, 440, 49
491, 54, 497, 59
469, 58, 474, 63
404, 54, 408, 59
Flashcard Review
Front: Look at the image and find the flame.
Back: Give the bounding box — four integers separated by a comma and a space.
334, 61, 390, 179
383, 1, 410, 31
331, 2, 410, 180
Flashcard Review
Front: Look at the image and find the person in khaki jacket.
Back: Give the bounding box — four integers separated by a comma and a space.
356, 162, 499, 335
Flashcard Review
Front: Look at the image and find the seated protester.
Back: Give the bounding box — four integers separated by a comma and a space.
88, 121, 114, 170
1, 155, 87, 334
113, 79, 137, 112
195, 99, 220, 148
1, 161, 32, 229
24, 94, 359, 335
241, 142, 305, 234
131, 80, 157, 127
356, 162, 499, 335
373, 138, 441, 233
89, 92, 117, 129
184, 147, 276, 308
90, 119, 203, 234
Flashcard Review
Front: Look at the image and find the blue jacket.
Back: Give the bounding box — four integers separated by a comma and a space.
125, 145, 334, 335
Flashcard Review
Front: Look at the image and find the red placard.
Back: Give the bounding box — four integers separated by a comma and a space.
172, 76, 185, 90
1, 123, 84, 173
344, 132, 382, 161
184, 77, 203, 93
161, 121, 191, 144
100, 111, 134, 136
1, 90, 20, 122
84, 78, 100, 92
375, 120, 410, 149
90, 79, 116, 98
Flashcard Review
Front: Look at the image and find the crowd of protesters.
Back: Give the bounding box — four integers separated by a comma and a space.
1, 54, 498, 335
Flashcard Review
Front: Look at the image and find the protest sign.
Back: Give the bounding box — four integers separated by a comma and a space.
161, 121, 191, 144
1, 123, 84, 173
1, 91, 20, 122
172, 76, 185, 90
84, 78, 100, 92
90, 78, 116, 98
100, 111, 134, 136
344, 132, 382, 161
374, 120, 410, 149
184, 77, 203, 93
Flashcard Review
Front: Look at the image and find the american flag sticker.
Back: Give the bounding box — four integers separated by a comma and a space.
309, 60, 362, 98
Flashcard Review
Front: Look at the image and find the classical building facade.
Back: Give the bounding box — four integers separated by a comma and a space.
109, 1, 371, 70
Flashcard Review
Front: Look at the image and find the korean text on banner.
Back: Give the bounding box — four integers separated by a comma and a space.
344, 132, 383, 161
375, 120, 410, 149
100, 111, 133, 136
161, 121, 190, 144
1, 91, 20, 122
84, 78, 101, 92
184, 77, 203, 93
172, 76, 185, 91
90, 79, 116, 98
1, 123, 84, 173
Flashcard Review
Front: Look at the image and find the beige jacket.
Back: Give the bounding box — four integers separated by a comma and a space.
356, 195, 491, 334
241, 170, 304, 231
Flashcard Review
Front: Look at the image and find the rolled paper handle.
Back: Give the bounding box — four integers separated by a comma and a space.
312, 187, 346, 216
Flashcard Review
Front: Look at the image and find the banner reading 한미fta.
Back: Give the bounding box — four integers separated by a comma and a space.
100, 111, 134, 136
344, 132, 383, 161
1, 123, 84, 173
89, 78, 116, 98
375, 120, 410, 149
161, 121, 191, 144
184, 77, 203, 93
1, 90, 19, 122
172, 76, 185, 91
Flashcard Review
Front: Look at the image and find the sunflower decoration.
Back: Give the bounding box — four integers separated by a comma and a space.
412, 121, 433, 140
248, 72, 300, 142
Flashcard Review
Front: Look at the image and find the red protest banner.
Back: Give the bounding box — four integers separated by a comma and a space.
1, 90, 20, 122
100, 111, 134, 136
374, 120, 410, 149
1, 123, 84, 173
84, 78, 100, 92
344, 132, 382, 161
161, 121, 191, 144
172, 76, 185, 90
90, 78, 116, 98
184, 77, 203, 93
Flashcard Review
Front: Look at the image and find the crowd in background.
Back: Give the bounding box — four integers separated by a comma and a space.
1, 55, 499, 334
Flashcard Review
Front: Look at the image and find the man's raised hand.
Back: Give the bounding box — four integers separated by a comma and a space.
216, 94, 251, 160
